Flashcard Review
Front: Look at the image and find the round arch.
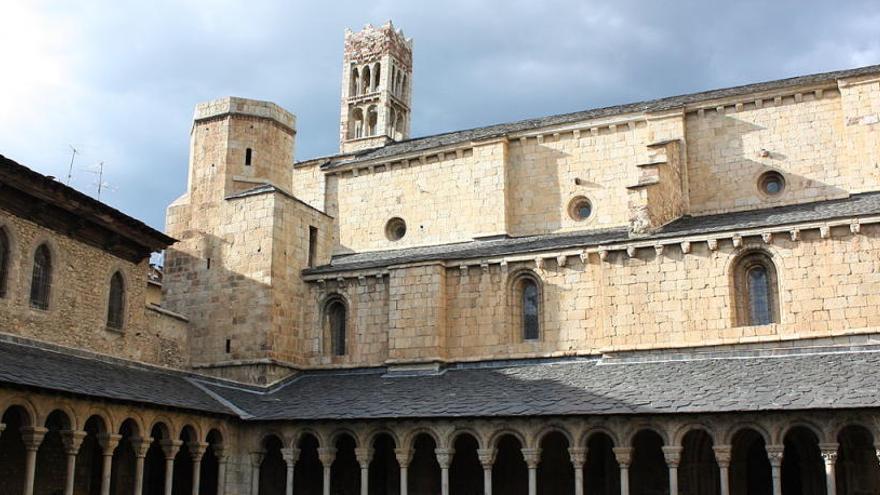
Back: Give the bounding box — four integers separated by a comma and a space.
447, 427, 485, 450
673, 423, 718, 446
532, 424, 575, 449
721, 422, 772, 445
579, 426, 621, 448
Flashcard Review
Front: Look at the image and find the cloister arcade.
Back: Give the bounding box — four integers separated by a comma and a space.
0, 392, 231, 495
1, 389, 879, 495
246, 415, 880, 495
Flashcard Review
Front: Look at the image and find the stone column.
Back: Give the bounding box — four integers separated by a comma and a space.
819, 443, 839, 495
477, 448, 496, 495
97, 433, 122, 495
131, 437, 152, 495
318, 447, 337, 495
354, 447, 372, 495
161, 440, 183, 495
521, 448, 541, 495
250, 451, 265, 495
188, 442, 208, 495
435, 448, 454, 495
60, 430, 86, 495
21, 426, 47, 495
214, 446, 228, 495
712, 445, 732, 495
395, 448, 413, 495
613, 447, 633, 495
662, 446, 682, 495
766, 445, 784, 495
568, 447, 587, 495
281, 447, 301, 495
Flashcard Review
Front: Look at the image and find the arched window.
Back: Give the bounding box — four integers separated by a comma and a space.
512, 272, 541, 341
361, 65, 371, 94
373, 63, 381, 90
733, 251, 779, 326
106, 271, 125, 330
351, 67, 360, 96
0, 228, 9, 298
350, 108, 364, 139
30, 244, 52, 310
325, 299, 347, 356
367, 106, 378, 136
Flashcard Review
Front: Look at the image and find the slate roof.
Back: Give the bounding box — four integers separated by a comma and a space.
305, 191, 880, 275
308, 64, 880, 170
1, 334, 879, 420
0, 154, 176, 251
200, 346, 880, 421
0, 336, 235, 415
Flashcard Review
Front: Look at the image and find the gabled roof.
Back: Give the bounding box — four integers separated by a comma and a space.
0, 155, 175, 262
302, 64, 880, 171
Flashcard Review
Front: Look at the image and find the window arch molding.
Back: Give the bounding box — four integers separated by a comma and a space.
28, 238, 60, 311
729, 248, 781, 327
0, 224, 16, 300
320, 293, 351, 357
506, 269, 544, 342
104, 268, 128, 331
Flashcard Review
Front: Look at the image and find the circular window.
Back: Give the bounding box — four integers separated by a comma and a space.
758, 171, 785, 196
385, 217, 407, 241
568, 197, 593, 221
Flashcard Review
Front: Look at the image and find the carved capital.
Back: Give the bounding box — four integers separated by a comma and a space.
60, 430, 87, 456
434, 448, 454, 469
712, 444, 732, 467
160, 439, 183, 460
612, 447, 633, 467
521, 448, 541, 469
819, 443, 839, 465
281, 447, 301, 466
250, 451, 265, 467
355, 447, 373, 467
130, 436, 153, 458
20, 426, 48, 451
477, 448, 496, 468
662, 446, 682, 467
188, 441, 209, 461
318, 447, 337, 467
97, 433, 122, 455
394, 448, 413, 468
568, 446, 587, 466
766, 445, 784, 467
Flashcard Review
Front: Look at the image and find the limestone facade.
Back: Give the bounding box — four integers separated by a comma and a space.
1, 21, 880, 495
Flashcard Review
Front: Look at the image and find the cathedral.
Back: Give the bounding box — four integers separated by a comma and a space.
2, 20, 880, 495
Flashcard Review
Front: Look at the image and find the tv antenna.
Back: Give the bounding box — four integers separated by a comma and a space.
84, 161, 115, 200
66, 145, 78, 185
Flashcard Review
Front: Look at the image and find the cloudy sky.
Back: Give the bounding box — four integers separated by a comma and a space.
1, 0, 878, 229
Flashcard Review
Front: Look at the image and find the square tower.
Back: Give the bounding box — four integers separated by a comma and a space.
339, 22, 413, 154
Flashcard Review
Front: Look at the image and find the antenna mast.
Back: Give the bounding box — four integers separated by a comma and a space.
66, 145, 78, 185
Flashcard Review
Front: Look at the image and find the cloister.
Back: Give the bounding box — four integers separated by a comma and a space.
3, 389, 880, 495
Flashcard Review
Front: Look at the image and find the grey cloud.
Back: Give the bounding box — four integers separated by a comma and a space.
0, 0, 877, 230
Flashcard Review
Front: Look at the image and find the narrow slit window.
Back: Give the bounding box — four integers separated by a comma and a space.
521, 278, 540, 340
30, 244, 52, 310
0, 228, 9, 298
328, 300, 347, 356
245, 148, 253, 166
308, 226, 318, 268
106, 271, 125, 330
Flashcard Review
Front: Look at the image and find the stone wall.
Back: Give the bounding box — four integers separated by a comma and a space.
303, 224, 880, 365
0, 211, 188, 368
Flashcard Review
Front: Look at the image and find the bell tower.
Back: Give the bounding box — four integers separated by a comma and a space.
339, 22, 413, 154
